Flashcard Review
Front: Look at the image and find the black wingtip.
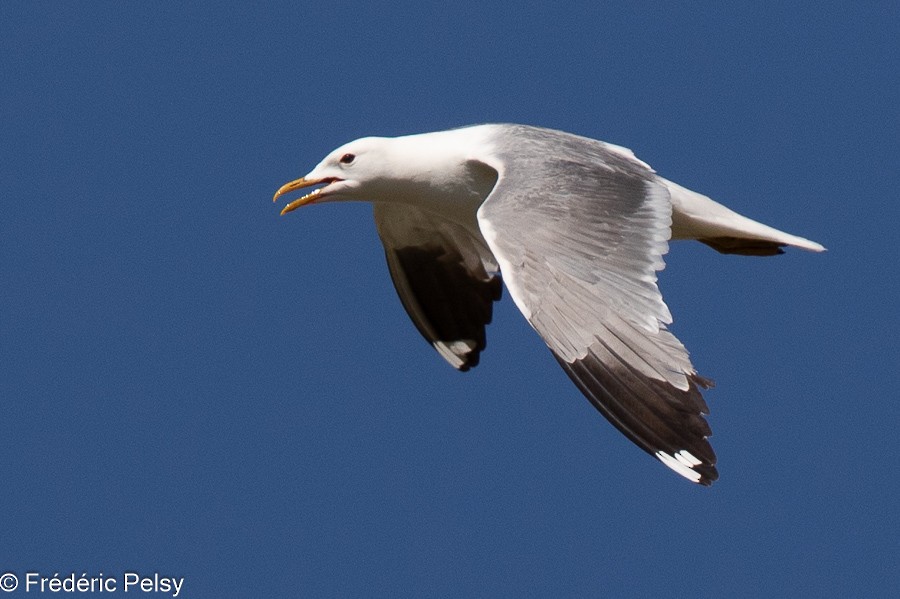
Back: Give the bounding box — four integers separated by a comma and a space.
554, 349, 719, 486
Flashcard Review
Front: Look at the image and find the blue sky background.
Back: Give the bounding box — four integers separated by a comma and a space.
1, 2, 897, 597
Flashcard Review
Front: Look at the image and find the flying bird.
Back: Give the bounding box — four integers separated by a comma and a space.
273, 124, 824, 485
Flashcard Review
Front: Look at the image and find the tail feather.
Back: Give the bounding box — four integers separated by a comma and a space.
663, 179, 825, 253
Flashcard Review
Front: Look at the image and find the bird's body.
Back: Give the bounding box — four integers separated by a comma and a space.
274, 124, 823, 485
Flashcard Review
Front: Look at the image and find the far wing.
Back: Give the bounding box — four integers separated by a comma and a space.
373, 203, 502, 371
476, 125, 717, 484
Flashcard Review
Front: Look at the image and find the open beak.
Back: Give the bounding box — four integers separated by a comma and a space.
272, 177, 340, 215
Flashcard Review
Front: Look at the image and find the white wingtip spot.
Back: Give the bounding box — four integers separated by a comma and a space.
433, 342, 465, 369
433, 340, 477, 369
655, 451, 703, 483
675, 450, 702, 467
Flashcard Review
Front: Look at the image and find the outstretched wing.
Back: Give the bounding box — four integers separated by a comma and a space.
373, 203, 502, 371
476, 125, 717, 485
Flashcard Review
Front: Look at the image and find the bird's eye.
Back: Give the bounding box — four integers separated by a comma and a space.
339, 153, 355, 164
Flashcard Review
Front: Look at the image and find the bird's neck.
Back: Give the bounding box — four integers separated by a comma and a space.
375, 131, 499, 224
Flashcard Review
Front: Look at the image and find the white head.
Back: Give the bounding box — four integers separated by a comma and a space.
272, 136, 395, 214
273, 127, 500, 216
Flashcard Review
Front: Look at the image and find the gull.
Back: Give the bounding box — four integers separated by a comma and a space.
273, 124, 824, 485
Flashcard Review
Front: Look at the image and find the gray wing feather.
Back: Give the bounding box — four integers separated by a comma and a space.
476, 125, 717, 484
374, 203, 502, 371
